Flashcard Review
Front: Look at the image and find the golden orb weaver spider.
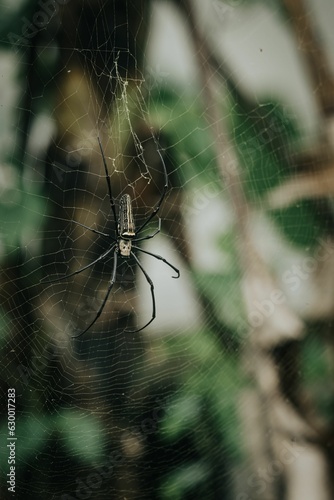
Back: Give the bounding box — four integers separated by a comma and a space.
44, 137, 180, 338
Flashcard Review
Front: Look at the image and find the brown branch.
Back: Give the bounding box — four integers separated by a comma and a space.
282, 0, 334, 116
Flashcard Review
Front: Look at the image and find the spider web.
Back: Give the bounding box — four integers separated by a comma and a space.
1, 0, 334, 499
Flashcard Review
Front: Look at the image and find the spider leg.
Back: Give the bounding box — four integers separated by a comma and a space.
132, 245, 180, 279
72, 248, 118, 338
125, 252, 156, 333
41, 244, 116, 283
98, 136, 118, 235
133, 217, 161, 242
135, 148, 168, 235
72, 220, 111, 238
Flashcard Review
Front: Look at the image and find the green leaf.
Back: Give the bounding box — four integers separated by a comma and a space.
161, 395, 201, 440
270, 200, 327, 248
55, 411, 105, 464
160, 461, 210, 500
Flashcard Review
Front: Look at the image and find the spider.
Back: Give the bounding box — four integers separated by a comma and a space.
45, 137, 180, 338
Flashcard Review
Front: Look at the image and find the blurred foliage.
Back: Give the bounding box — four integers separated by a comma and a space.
160, 330, 245, 458
0, 190, 46, 262
300, 330, 334, 422
148, 329, 246, 499
0, 0, 333, 499
151, 85, 329, 249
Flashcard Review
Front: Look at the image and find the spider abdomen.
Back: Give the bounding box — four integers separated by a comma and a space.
118, 194, 135, 257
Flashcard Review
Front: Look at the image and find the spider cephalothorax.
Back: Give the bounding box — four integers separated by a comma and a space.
43, 137, 180, 338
